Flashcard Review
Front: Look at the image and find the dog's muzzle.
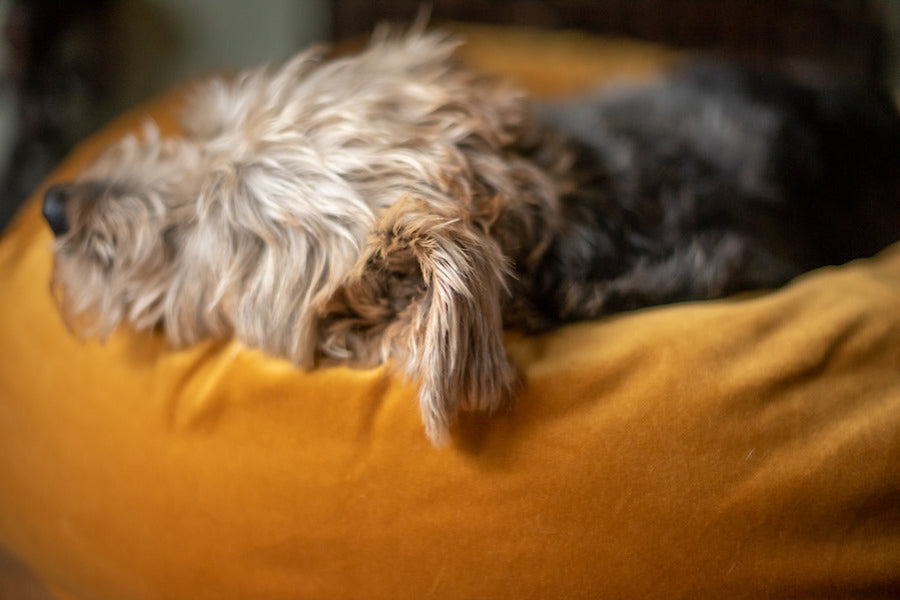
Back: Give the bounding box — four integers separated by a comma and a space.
42, 185, 70, 237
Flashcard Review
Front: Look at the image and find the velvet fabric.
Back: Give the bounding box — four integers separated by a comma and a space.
1, 27, 899, 599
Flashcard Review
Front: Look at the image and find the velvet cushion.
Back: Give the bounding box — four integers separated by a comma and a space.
1, 26, 899, 599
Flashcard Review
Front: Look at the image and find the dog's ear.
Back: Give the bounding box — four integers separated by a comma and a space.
319, 196, 516, 445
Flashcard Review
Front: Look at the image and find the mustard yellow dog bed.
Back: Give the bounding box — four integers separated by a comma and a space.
1, 27, 899, 599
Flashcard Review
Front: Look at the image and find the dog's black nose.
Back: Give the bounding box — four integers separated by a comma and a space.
42, 185, 70, 236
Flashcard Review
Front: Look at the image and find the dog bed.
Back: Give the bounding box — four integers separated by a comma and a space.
1, 26, 899, 599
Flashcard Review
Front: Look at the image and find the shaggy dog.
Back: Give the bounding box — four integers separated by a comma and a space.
41, 30, 900, 444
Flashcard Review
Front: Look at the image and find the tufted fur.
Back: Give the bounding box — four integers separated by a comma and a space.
44, 30, 900, 444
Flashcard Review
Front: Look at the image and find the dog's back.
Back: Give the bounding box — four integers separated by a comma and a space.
526, 63, 900, 322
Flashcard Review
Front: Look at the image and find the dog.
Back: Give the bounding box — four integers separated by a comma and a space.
41, 29, 900, 445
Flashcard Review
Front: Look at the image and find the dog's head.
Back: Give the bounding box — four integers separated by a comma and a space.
44, 118, 371, 363
44, 124, 209, 342
43, 76, 378, 365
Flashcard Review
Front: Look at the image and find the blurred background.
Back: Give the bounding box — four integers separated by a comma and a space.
0, 0, 899, 596
0, 0, 898, 233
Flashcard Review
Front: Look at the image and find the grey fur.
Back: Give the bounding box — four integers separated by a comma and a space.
514, 63, 900, 327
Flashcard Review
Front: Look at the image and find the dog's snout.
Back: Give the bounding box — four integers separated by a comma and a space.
42, 185, 70, 236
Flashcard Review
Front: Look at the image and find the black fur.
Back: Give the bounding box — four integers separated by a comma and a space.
513, 63, 900, 329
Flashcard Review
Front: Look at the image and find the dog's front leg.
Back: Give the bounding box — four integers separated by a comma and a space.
319, 198, 516, 445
